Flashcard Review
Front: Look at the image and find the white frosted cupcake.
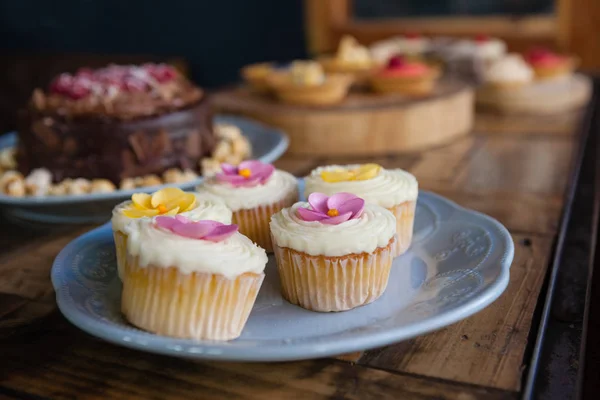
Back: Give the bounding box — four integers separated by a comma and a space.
122, 216, 267, 341
196, 160, 298, 252
111, 187, 232, 280
304, 164, 417, 255
483, 53, 534, 89
270, 192, 396, 312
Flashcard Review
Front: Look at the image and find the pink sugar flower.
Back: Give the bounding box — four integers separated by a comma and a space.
296, 192, 365, 225
155, 215, 238, 242
215, 160, 275, 187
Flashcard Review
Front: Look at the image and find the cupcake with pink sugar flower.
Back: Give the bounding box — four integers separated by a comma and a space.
121, 215, 268, 341
270, 192, 397, 312
196, 160, 297, 251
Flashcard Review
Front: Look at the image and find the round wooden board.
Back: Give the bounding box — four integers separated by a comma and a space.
212, 79, 474, 156
476, 74, 592, 115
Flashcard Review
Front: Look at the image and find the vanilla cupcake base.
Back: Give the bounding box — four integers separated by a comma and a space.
113, 231, 128, 280
233, 189, 298, 252
122, 257, 264, 341
273, 237, 395, 312
388, 201, 416, 256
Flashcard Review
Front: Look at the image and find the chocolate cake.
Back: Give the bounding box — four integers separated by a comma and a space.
17, 64, 215, 184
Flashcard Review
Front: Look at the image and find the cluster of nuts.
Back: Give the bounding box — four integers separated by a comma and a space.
201, 124, 252, 176
0, 123, 253, 197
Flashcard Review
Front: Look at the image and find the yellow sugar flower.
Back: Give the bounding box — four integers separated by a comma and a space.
321, 164, 381, 183
122, 187, 196, 218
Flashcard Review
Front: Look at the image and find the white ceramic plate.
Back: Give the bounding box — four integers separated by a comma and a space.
0, 115, 288, 223
51, 189, 513, 361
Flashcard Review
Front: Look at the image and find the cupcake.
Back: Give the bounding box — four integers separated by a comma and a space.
370, 55, 441, 96
196, 160, 297, 252
111, 187, 232, 280
472, 35, 506, 65
266, 60, 352, 106
482, 54, 534, 90
121, 216, 267, 340
304, 164, 418, 255
318, 35, 375, 84
525, 48, 578, 80
270, 192, 396, 312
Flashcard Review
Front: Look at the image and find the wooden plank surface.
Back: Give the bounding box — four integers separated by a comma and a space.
0, 111, 583, 399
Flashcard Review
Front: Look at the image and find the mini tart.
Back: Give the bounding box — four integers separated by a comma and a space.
318, 35, 376, 85
241, 62, 275, 93
196, 169, 298, 252
527, 54, 578, 80
370, 62, 441, 96
304, 165, 418, 256
266, 72, 353, 106
111, 193, 232, 280
121, 219, 267, 341
270, 202, 397, 312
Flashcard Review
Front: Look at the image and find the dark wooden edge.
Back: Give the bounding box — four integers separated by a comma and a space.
521, 75, 599, 399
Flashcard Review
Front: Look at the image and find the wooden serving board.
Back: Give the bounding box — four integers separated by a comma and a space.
476, 74, 592, 115
212, 79, 474, 156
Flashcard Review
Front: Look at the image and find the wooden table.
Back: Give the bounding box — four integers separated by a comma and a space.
0, 104, 591, 399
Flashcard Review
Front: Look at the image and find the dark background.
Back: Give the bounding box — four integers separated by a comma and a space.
0, 0, 307, 88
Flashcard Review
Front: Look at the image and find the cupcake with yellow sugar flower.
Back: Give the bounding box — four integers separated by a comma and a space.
266, 60, 352, 106
270, 192, 397, 312
318, 35, 376, 85
195, 160, 297, 252
304, 164, 418, 256
121, 215, 267, 340
111, 187, 232, 279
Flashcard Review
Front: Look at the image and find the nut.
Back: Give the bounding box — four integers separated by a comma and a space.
163, 168, 184, 184
67, 178, 92, 195
140, 174, 162, 187
0, 171, 25, 196
0, 147, 17, 170
48, 182, 68, 196
213, 141, 232, 162
24, 168, 52, 197
200, 158, 221, 177
232, 137, 251, 159
90, 179, 116, 193
181, 169, 198, 182
215, 123, 242, 141
224, 154, 243, 166
120, 178, 137, 190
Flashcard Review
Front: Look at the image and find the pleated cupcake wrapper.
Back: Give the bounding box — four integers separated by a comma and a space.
121, 257, 264, 341
113, 231, 128, 280
388, 201, 417, 256
272, 238, 395, 312
233, 190, 298, 252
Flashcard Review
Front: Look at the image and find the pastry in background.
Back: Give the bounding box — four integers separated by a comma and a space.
121, 216, 267, 340
369, 55, 441, 96
266, 61, 352, 106
471, 35, 507, 64
270, 192, 397, 312
241, 62, 275, 93
17, 64, 215, 185
370, 33, 431, 64
482, 53, 534, 89
304, 164, 418, 256
318, 35, 375, 84
196, 160, 297, 252
525, 48, 578, 80
111, 187, 232, 279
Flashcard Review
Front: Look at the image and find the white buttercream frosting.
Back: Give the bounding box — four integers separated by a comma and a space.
474, 39, 506, 62
111, 194, 233, 233
484, 54, 534, 84
270, 202, 396, 257
195, 169, 298, 212
124, 219, 268, 279
304, 165, 418, 209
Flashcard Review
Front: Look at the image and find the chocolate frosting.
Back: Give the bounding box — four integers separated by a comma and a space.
17, 97, 215, 184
